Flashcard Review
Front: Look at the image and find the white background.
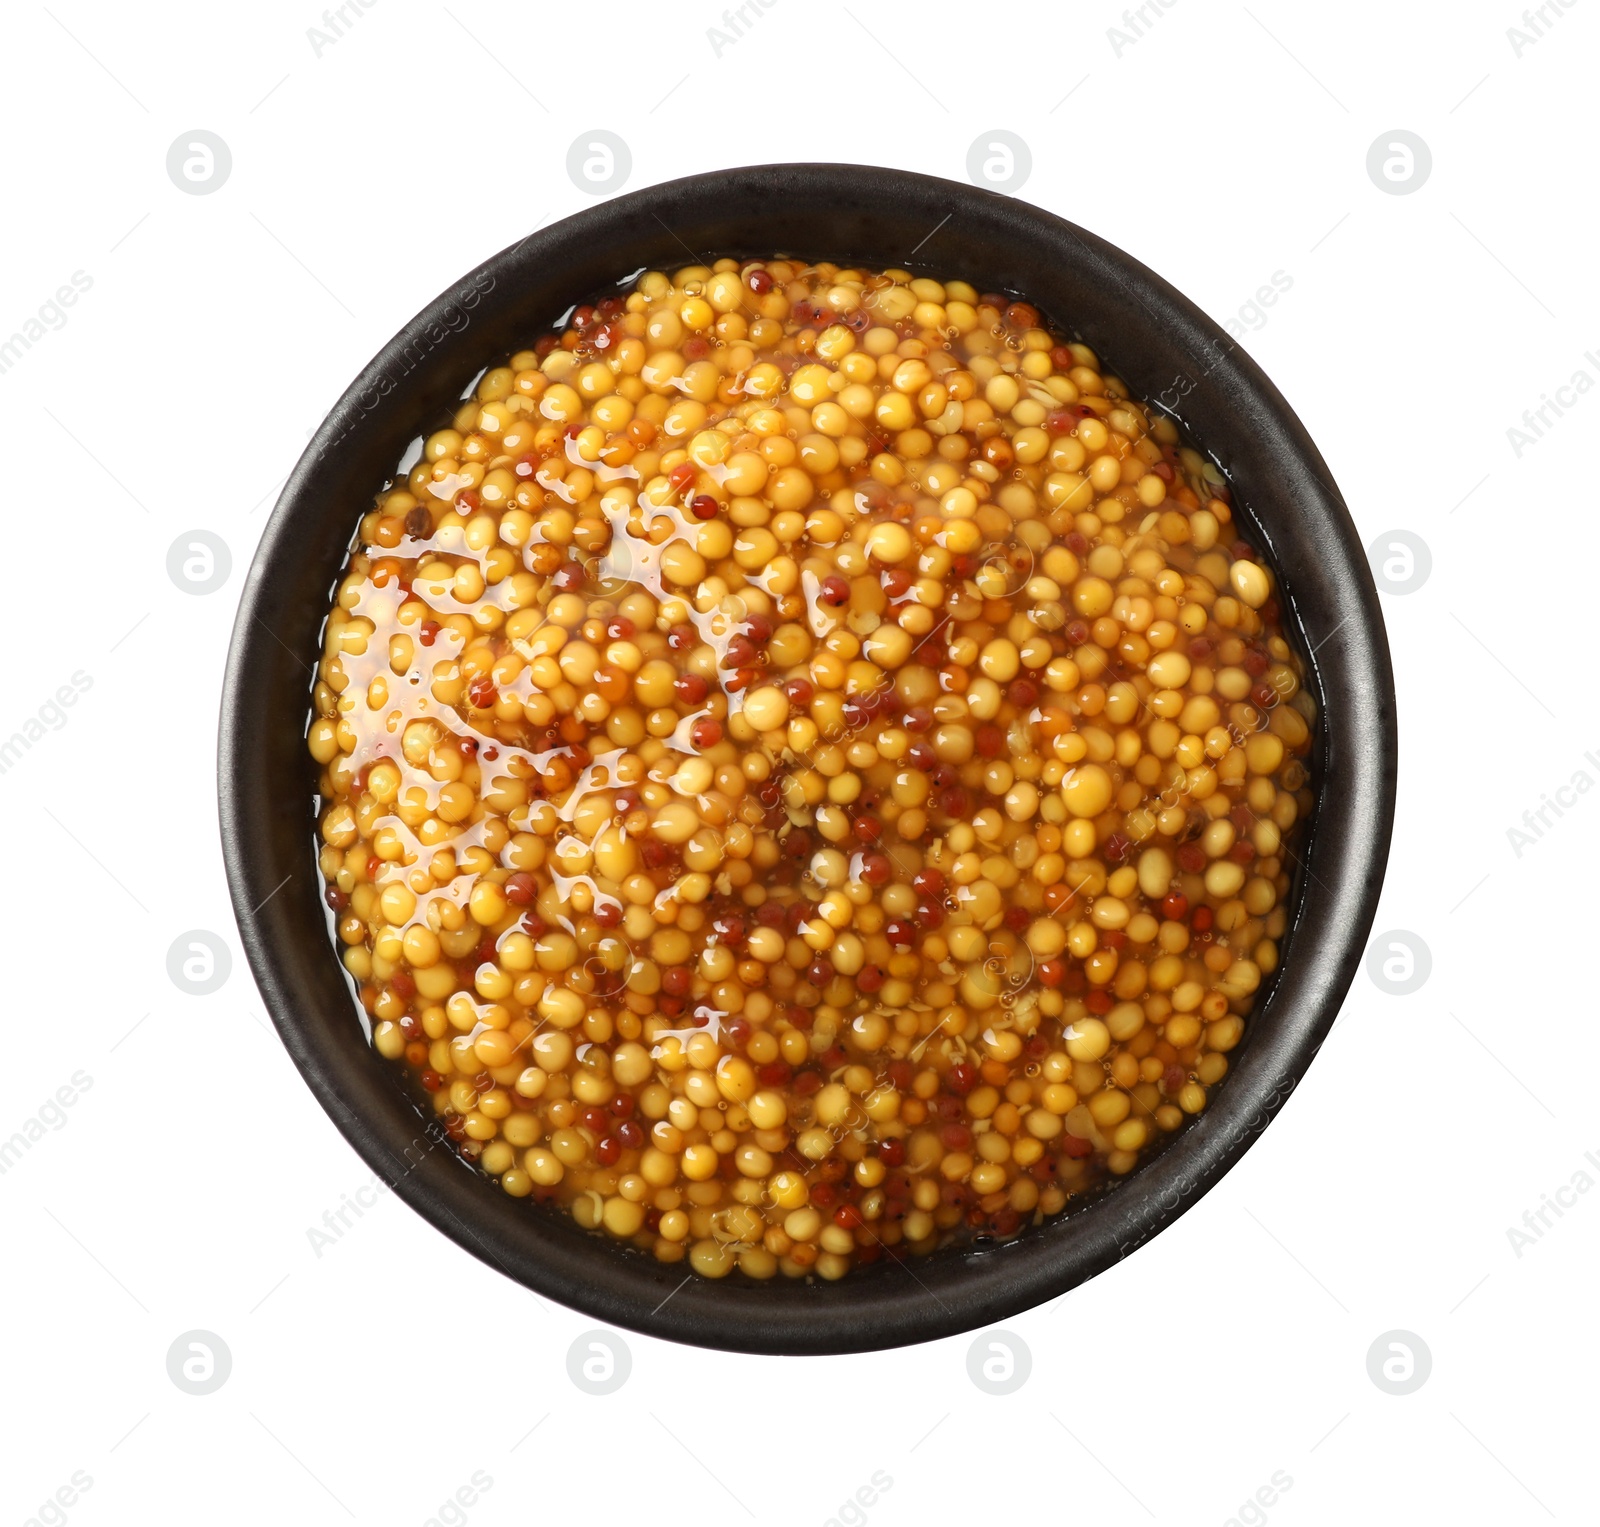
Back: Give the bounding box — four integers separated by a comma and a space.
1, 2, 1592, 1523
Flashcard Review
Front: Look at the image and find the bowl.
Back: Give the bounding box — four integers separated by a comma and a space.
218, 162, 1396, 1355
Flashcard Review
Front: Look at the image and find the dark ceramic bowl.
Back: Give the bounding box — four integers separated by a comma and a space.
219, 163, 1395, 1355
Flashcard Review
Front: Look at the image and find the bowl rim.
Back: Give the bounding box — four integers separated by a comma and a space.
218, 161, 1396, 1355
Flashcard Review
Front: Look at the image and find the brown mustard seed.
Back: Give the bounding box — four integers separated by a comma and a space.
310, 258, 1316, 1283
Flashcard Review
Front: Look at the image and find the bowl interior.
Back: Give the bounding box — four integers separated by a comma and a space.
220, 163, 1395, 1354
